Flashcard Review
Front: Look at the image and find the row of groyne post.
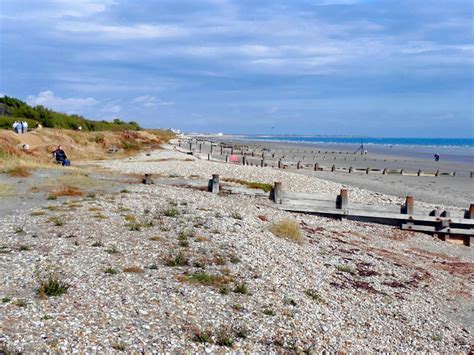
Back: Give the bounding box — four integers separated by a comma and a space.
175, 138, 472, 178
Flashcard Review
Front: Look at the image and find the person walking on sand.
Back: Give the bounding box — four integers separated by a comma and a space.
22, 121, 28, 133
52, 145, 71, 166
12, 121, 18, 133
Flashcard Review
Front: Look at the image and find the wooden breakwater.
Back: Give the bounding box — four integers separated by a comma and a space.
175, 138, 472, 178
270, 182, 474, 246
142, 172, 474, 246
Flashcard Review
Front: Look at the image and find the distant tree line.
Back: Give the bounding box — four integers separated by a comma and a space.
0, 96, 141, 131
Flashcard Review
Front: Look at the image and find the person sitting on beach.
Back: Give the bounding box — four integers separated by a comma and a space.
52, 145, 71, 166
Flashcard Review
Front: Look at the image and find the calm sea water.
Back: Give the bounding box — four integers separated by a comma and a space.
240, 136, 474, 149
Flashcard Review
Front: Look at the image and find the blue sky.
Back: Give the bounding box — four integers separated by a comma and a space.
0, 0, 472, 136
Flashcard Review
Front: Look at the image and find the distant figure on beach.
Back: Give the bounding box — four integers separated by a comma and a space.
52, 145, 71, 166
22, 121, 28, 133
434, 153, 440, 162
12, 121, 18, 133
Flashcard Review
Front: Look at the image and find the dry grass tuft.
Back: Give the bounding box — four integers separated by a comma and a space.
50, 186, 84, 197
123, 266, 144, 273
7, 166, 31, 177
222, 178, 273, 192
0, 182, 14, 197
269, 219, 304, 244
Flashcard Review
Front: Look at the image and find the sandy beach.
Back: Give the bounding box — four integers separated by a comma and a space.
1, 142, 472, 353
195, 137, 474, 208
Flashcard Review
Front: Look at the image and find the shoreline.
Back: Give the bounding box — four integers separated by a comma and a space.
186, 137, 474, 208
199, 135, 474, 164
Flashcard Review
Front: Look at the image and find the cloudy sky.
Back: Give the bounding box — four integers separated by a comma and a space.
0, 0, 472, 136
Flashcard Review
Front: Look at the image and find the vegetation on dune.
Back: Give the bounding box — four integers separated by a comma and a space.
0, 128, 175, 172
0, 96, 140, 131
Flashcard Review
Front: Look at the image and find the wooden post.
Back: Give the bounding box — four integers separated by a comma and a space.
207, 153, 211, 161
435, 170, 439, 177
210, 145, 213, 154
468, 204, 474, 219
225, 155, 229, 163
297, 161, 302, 169
400, 169, 404, 175
261, 159, 265, 167
417, 169, 421, 176
242, 156, 246, 165
208, 174, 220, 193
199, 143, 202, 153
189, 141, 192, 151
142, 174, 153, 185
453, 171, 456, 177
470, 172, 473, 178
331, 165, 335, 172
314, 163, 319, 171
271, 182, 282, 203
220, 146, 223, 155
349, 167, 353, 173
366, 167, 370, 174
382, 168, 387, 175
401, 196, 414, 215
336, 188, 348, 209
278, 160, 282, 169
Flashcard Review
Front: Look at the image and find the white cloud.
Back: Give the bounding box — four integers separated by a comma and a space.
26, 90, 97, 114
58, 22, 189, 40
51, 0, 113, 17
132, 95, 173, 107
101, 103, 121, 114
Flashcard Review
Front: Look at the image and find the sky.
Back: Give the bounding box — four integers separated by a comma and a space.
0, 0, 473, 137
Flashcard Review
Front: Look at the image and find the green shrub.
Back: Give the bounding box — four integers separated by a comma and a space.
164, 252, 189, 267
233, 283, 248, 294
37, 275, 69, 297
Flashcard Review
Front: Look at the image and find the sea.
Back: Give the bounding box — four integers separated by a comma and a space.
232, 135, 474, 164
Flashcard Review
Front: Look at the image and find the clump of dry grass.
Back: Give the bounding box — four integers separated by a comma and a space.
123, 266, 144, 273
0, 182, 14, 197
222, 178, 273, 192
7, 166, 31, 177
50, 186, 84, 197
269, 219, 304, 244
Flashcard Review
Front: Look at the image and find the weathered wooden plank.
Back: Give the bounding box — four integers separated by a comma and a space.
278, 204, 474, 226
401, 224, 474, 236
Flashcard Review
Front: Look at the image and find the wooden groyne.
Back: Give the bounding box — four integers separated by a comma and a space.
269, 182, 473, 246
175, 139, 471, 178
143, 171, 474, 246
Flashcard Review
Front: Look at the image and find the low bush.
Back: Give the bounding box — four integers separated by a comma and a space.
37, 274, 69, 297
